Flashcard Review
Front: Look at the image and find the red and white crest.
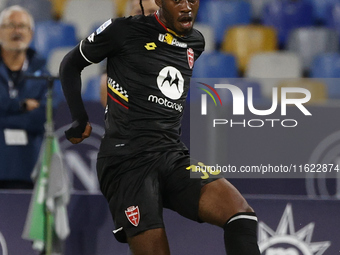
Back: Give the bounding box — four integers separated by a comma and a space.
125, 206, 140, 227
187, 48, 194, 69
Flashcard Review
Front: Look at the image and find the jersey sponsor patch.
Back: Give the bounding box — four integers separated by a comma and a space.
96, 19, 112, 35
158, 33, 187, 48
108, 77, 129, 102
157, 66, 184, 100
187, 48, 194, 69
125, 206, 140, 227
87, 33, 95, 43
107, 77, 129, 109
148, 94, 184, 112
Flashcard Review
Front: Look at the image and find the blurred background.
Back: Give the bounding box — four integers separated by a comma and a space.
0, 0, 339, 254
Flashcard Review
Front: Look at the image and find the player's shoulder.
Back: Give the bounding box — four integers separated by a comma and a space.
188, 27, 205, 42
90, 15, 157, 44
106, 15, 156, 33
100, 16, 142, 29
94, 16, 142, 37
120, 14, 155, 26
184, 28, 205, 52
93, 17, 129, 35
109, 16, 133, 28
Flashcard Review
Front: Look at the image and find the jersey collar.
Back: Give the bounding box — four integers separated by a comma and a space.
154, 11, 184, 38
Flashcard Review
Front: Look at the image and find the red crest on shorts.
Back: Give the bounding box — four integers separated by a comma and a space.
187, 48, 194, 69
125, 206, 140, 227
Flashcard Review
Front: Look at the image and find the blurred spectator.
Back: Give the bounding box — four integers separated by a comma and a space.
100, 0, 158, 107
0, 5, 48, 189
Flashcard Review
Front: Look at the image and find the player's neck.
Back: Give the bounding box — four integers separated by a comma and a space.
155, 10, 183, 37
1, 48, 26, 71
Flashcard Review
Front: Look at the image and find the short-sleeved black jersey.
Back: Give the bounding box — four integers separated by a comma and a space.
80, 14, 204, 157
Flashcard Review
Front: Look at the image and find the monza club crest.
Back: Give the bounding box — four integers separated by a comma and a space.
125, 206, 140, 227
187, 48, 194, 69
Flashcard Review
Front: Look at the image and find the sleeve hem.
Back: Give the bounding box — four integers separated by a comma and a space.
79, 40, 96, 64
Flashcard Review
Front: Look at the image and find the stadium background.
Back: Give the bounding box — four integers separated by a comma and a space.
0, 0, 340, 254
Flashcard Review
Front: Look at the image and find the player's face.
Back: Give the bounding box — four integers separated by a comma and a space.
0, 11, 33, 52
156, 0, 199, 36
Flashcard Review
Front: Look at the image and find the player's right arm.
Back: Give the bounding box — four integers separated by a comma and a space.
59, 18, 128, 143
59, 44, 92, 143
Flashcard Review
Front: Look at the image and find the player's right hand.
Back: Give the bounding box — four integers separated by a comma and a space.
65, 121, 92, 144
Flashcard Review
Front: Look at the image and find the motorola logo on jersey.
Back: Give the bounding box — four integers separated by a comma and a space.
148, 66, 184, 112
148, 95, 183, 112
157, 66, 184, 100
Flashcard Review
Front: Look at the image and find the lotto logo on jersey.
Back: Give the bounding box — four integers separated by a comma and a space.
125, 206, 140, 227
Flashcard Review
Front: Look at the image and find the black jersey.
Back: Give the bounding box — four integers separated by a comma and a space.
80, 14, 204, 157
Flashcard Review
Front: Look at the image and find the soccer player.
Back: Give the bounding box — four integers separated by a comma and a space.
59, 0, 261, 253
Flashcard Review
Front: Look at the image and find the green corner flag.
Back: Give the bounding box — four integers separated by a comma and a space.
22, 135, 70, 254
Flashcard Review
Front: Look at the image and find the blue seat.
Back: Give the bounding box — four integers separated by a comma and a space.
32, 20, 78, 59
192, 52, 238, 78
311, 53, 340, 78
4, 0, 52, 22
82, 75, 102, 102
262, 0, 314, 46
306, 0, 339, 23
245, 0, 276, 20
325, 2, 340, 40
62, 0, 116, 40
197, 0, 251, 47
286, 27, 339, 71
195, 0, 210, 22
310, 53, 340, 98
